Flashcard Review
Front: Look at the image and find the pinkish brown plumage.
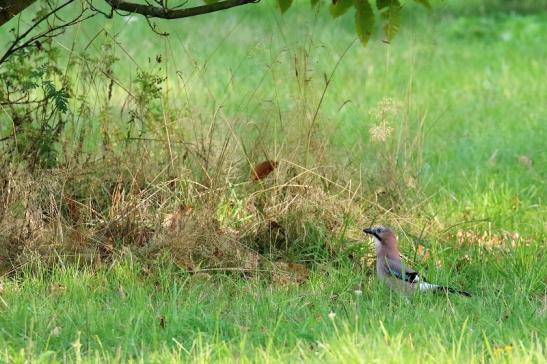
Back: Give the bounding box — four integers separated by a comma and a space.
363, 225, 471, 297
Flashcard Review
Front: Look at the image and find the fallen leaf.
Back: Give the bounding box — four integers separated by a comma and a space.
517, 155, 533, 168
287, 262, 310, 283
416, 244, 431, 261
375, 187, 386, 196
162, 205, 193, 229
451, 230, 525, 249
493, 344, 513, 355
512, 195, 521, 210
251, 160, 278, 181
49, 284, 66, 294
272, 261, 309, 286
314, 314, 322, 322
50, 326, 62, 337
64, 196, 82, 222
455, 254, 471, 269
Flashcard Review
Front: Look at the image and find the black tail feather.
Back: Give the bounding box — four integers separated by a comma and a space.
436, 286, 472, 297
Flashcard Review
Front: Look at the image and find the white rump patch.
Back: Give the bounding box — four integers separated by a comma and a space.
418, 282, 438, 291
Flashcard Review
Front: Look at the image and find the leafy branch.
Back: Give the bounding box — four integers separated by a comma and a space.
0, 0, 432, 67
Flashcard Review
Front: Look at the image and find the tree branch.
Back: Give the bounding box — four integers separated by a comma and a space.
0, 0, 261, 66
104, 0, 260, 19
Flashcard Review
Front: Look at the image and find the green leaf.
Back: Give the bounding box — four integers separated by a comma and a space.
22, 81, 39, 91
330, 0, 353, 18
311, 0, 321, 7
413, 0, 432, 9
203, 0, 220, 4
377, 0, 401, 42
354, 0, 375, 46
277, 0, 293, 13
43, 80, 56, 97
42, 80, 69, 113
54, 89, 69, 113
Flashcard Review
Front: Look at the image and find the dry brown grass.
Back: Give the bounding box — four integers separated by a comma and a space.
1, 147, 409, 280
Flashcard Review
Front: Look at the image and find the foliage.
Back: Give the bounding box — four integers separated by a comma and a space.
0, 0, 432, 68
354, 0, 375, 45
0, 34, 70, 168
377, 0, 402, 42
279, 0, 431, 45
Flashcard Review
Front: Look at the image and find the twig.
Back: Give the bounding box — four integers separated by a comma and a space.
104, 0, 260, 19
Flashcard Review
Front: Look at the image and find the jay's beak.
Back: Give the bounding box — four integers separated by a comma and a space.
363, 227, 381, 241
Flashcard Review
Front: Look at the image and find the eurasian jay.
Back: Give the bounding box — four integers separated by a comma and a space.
363, 225, 471, 297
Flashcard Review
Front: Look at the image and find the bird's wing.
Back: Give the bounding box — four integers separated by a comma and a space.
383, 257, 420, 283
382, 257, 471, 296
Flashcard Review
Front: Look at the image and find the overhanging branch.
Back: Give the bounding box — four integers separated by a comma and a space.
104, 0, 260, 19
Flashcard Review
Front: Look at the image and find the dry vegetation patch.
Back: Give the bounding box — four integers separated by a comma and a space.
0, 155, 387, 280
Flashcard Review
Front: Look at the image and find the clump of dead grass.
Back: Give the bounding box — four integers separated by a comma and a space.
0, 122, 431, 288
0, 152, 381, 280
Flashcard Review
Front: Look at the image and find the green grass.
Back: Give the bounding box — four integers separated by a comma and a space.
0, 248, 545, 363
1, 0, 546, 362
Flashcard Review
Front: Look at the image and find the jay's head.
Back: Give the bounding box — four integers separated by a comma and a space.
363, 225, 397, 251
